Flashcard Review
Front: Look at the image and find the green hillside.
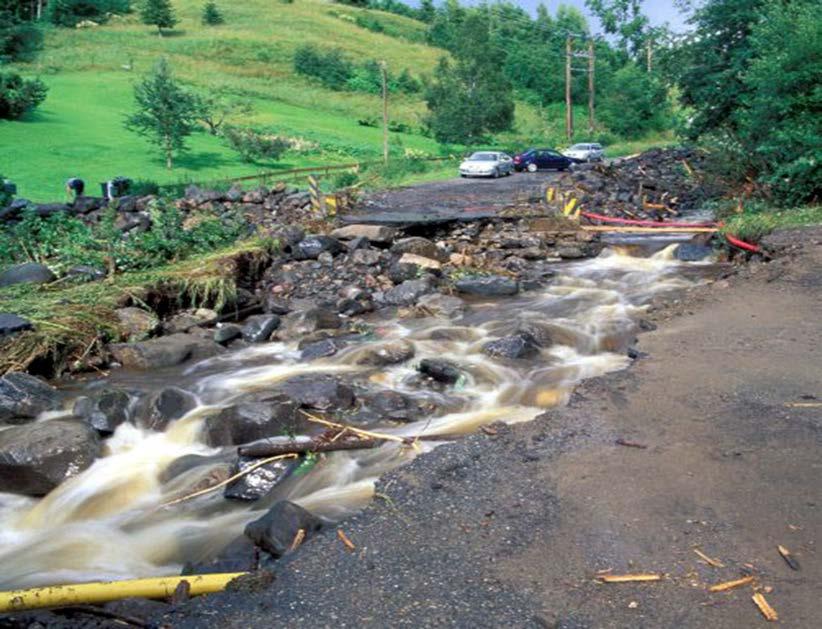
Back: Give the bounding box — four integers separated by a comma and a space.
0, 0, 661, 201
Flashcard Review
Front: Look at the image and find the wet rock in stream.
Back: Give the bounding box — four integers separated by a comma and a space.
383, 278, 434, 306
203, 396, 302, 447
145, 387, 198, 431
108, 333, 223, 369
0, 419, 101, 496
73, 389, 133, 435
299, 337, 347, 361
0, 371, 61, 423
241, 314, 281, 343
214, 323, 243, 345
277, 374, 355, 411
224, 456, 300, 501
418, 359, 462, 385
455, 275, 519, 297
355, 340, 415, 367
483, 332, 541, 360
244, 500, 323, 557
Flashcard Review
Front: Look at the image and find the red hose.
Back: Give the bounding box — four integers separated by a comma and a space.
725, 232, 761, 253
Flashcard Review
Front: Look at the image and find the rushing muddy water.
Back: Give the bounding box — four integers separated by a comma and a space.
0, 244, 711, 588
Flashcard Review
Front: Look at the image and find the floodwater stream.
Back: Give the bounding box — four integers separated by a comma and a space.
0, 243, 713, 589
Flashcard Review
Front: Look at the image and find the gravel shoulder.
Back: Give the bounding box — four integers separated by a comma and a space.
157, 227, 821, 628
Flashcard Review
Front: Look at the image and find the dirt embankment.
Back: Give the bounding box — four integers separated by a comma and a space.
143, 226, 821, 628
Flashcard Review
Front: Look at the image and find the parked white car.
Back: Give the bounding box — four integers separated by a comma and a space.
459, 152, 515, 178
562, 143, 604, 162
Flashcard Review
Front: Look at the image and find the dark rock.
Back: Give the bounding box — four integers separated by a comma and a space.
292, 235, 344, 260
0, 313, 32, 337
244, 500, 323, 557
455, 275, 519, 297
275, 225, 305, 248
242, 314, 281, 343
73, 389, 132, 435
182, 535, 259, 576
356, 340, 415, 366
417, 293, 465, 317
225, 456, 299, 501
391, 237, 447, 262
384, 278, 433, 306
280, 308, 341, 337
350, 248, 382, 266
516, 322, 555, 348
264, 294, 291, 315
300, 338, 346, 361
557, 246, 585, 259
675, 243, 714, 262
278, 374, 355, 411
70, 196, 104, 214
162, 308, 218, 334
418, 359, 462, 384
483, 333, 540, 359
361, 390, 421, 422
0, 262, 55, 288
337, 297, 370, 316
346, 236, 370, 251
214, 323, 242, 344
65, 265, 106, 282
146, 387, 198, 431
0, 419, 101, 496
108, 333, 222, 369
160, 453, 227, 484
203, 396, 301, 447
0, 372, 60, 424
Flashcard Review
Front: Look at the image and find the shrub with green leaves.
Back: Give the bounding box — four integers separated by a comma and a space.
201, 1, 224, 25
46, 0, 131, 27
221, 126, 291, 163
0, 10, 43, 62
0, 71, 48, 120
293, 44, 354, 91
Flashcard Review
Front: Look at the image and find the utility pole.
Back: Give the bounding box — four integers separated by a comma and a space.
565, 36, 573, 143
646, 39, 653, 72
380, 61, 389, 165
588, 39, 595, 136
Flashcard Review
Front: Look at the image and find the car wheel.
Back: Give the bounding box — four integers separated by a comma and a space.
527, 163, 538, 173
492, 168, 500, 178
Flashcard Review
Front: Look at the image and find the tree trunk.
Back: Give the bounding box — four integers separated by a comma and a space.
165, 137, 173, 169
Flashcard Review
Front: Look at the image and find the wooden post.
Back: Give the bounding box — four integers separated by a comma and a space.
380, 61, 389, 165
588, 39, 595, 136
565, 36, 573, 143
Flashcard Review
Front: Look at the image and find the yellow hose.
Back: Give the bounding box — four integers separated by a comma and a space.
0, 572, 247, 613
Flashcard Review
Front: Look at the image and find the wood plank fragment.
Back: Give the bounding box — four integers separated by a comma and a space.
693, 548, 725, 568
597, 573, 662, 583
752, 592, 778, 621
708, 575, 755, 592
337, 529, 356, 552
777, 545, 800, 571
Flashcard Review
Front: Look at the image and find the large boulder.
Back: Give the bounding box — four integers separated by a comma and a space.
114, 307, 159, 343
291, 236, 344, 260
224, 456, 299, 501
241, 315, 281, 343
455, 275, 519, 297
0, 419, 101, 496
330, 224, 396, 245
202, 396, 301, 447
360, 389, 422, 423
278, 374, 355, 411
0, 313, 32, 337
418, 359, 462, 384
0, 263, 55, 288
483, 332, 540, 360
108, 333, 223, 369
214, 323, 242, 345
73, 389, 133, 435
384, 278, 433, 306
417, 294, 465, 318
299, 338, 346, 361
244, 501, 323, 557
391, 237, 447, 262
145, 387, 198, 431
280, 308, 341, 338
0, 372, 61, 424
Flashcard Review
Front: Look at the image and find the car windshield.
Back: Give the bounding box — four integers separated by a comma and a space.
570, 144, 588, 150
469, 153, 497, 161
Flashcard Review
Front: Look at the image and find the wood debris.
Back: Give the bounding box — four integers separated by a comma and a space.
693, 548, 725, 568
597, 573, 662, 583
752, 592, 778, 621
615, 438, 648, 449
337, 529, 356, 552
708, 575, 755, 592
289, 528, 306, 552
777, 545, 800, 571
784, 402, 822, 408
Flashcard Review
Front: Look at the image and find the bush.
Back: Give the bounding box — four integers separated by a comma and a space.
600, 64, 671, 140
293, 44, 354, 91
201, 1, 224, 25
0, 11, 43, 62
130, 179, 161, 196
222, 126, 292, 163
0, 71, 48, 120
46, 0, 131, 27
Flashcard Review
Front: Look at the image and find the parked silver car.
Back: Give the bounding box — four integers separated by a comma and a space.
562, 143, 604, 162
459, 152, 515, 178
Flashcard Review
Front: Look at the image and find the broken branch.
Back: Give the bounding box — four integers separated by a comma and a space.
708, 575, 755, 592
597, 573, 662, 583
752, 592, 778, 621
239, 438, 379, 458
693, 548, 725, 568
777, 545, 800, 571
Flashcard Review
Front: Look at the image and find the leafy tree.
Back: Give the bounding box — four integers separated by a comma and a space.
221, 126, 291, 163
0, 9, 43, 62
125, 58, 199, 169
599, 64, 670, 138
194, 91, 253, 135
293, 45, 354, 90
0, 71, 48, 120
140, 0, 177, 35
201, 1, 223, 25
46, 0, 130, 27
424, 13, 515, 144
418, 0, 435, 23
585, 0, 648, 55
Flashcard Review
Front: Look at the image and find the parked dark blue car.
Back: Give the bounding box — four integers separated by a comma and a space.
513, 148, 574, 173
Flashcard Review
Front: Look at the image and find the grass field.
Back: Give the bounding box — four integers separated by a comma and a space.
1, 0, 671, 201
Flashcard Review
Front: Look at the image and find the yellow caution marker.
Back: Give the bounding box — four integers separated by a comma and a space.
325, 195, 338, 216
0, 573, 246, 613
563, 197, 579, 216
546, 187, 556, 202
